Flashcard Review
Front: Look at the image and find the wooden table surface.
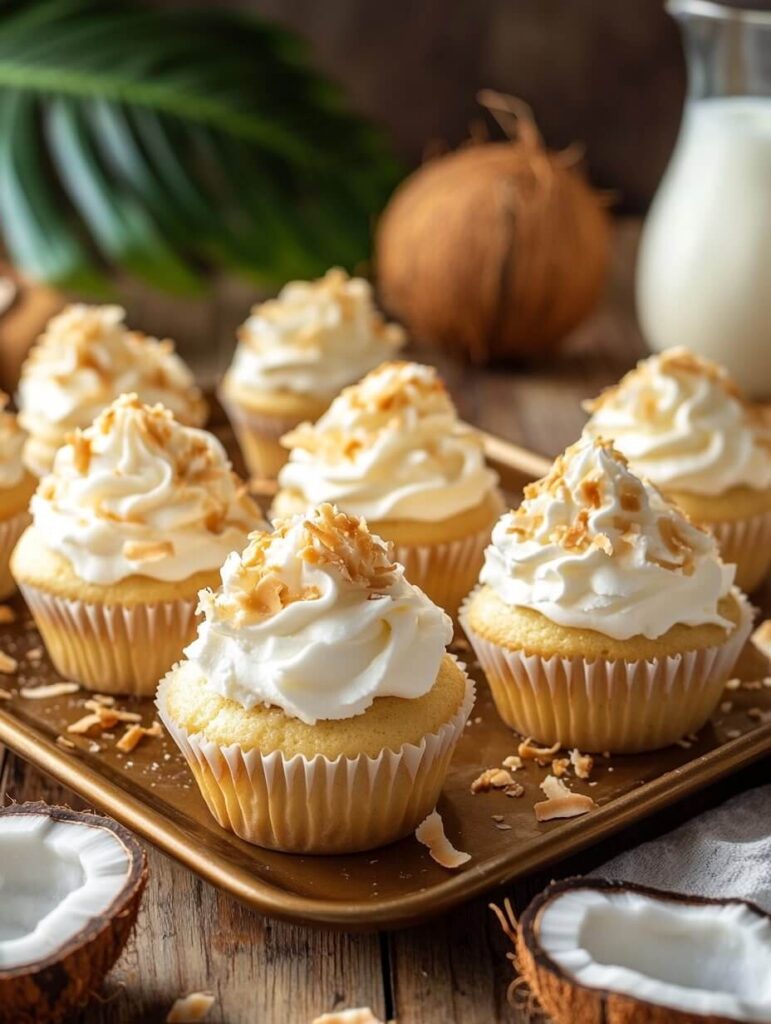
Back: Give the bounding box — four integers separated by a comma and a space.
2, 221, 768, 1023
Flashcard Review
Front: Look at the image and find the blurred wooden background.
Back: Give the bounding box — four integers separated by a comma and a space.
223, 0, 685, 211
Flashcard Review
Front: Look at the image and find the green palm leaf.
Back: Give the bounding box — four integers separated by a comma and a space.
0, 0, 400, 291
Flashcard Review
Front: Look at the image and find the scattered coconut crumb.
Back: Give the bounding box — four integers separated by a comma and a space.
0, 650, 18, 674
551, 757, 570, 778
91, 693, 116, 707
84, 699, 141, 722
534, 774, 597, 822
492, 820, 513, 831
415, 810, 471, 869
55, 735, 76, 750
501, 755, 522, 771
0, 687, 11, 701
741, 680, 763, 691
720, 701, 733, 714
764, 678, 771, 689
569, 748, 593, 779
675, 738, 692, 750
725, 728, 742, 739
25, 646, 43, 662
116, 721, 162, 753
517, 737, 561, 764
724, 678, 742, 691
751, 619, 771, 658
0, 604, 16, 624
491, 814, 504, 822
166, 992, 215, 1023
470, 767, 522, 798
312, 1010, 384, 1024
67, 713, 105, 736
20, 682, 80, 699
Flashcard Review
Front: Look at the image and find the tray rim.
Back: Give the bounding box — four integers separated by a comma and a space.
1, 705, 769, 929
2, 429, 769, 929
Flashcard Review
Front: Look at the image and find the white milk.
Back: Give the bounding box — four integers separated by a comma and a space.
636, 97, 771, 396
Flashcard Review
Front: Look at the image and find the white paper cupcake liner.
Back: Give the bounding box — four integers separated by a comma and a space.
19, 583, 200, 696
157, 661, 475, 854
460, 588, 752, 753
391, 526, 491, 619
219, 391, 307, 481
0, 508, 31, 599
709, 507, 771, 593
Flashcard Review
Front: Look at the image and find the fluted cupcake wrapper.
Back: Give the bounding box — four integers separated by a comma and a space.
0, 508, 30, 600
19, 583, 200, 697
709, 507, 771, 594
219, 392, 305, 481
460, 588, 752, 754
391, 528, 491, 620
156, 662, 475, 854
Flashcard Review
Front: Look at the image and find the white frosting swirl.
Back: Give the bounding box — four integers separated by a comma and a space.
225, 269, 405, 398
184, 504, 453, 723
480, 436, 735, 640
277, 362, 498, 520
18, 304, 206, 436
31, 395, 262, 585
584, 347, 771, 495
0, 395, 26, 490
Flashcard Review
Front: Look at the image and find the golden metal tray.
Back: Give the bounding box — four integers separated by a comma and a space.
1, 435, 769, 929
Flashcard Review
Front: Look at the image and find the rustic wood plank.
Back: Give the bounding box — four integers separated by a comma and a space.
1, 753, 387, 1024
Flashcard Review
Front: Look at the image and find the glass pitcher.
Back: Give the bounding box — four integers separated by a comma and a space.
636, 0, 771, 396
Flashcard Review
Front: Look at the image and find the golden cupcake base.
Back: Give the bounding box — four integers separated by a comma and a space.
157, 668, 474, 855
710, 507, 771, 593
461, 590, 752, 753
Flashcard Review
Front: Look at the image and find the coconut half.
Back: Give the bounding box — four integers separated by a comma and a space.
515, 878, 771, 1024
0, 802, 147, 1024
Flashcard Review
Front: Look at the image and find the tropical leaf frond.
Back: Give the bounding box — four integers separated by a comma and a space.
0, 0, 400, 291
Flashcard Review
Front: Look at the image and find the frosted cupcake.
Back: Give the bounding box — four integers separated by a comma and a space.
461, 436, 751, 753
584, 348, 771, 592
219, 269, 405, 479
273, 362, 503, 616
0, 395, 36, 599
157, 504, 473, 854
18, 304, 206, 476
11, 395, 262, 695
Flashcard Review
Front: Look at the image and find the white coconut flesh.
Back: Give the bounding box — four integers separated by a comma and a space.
538, 888, 771, 1021
0, 812, 131, 970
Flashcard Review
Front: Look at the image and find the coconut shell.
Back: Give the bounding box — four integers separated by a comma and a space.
0, 802, 148, 1024
375, 141, 611, 363
516, 877, 770, 1024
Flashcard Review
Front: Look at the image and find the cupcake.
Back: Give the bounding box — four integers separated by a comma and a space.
157, 503, 474, 854
11, 395, 263, 696
272, 361, 503, 616
584, 347, 771, 592
219, 269, 405, 480
0, 395, 36, 599
18, 304, 206, 476
461, 436, 751, 753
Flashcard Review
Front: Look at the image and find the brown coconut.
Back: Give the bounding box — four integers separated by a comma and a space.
376, 93, 611, 364
0, 802, 147, 1024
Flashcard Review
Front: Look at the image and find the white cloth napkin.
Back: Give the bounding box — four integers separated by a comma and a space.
599, 783, 771, 910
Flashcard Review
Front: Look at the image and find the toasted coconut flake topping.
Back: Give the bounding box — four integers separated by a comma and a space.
502, 755, 523, 771
166, 992, 215, 1023
534, 775, 598, 822
116, 721, 163, 753
415, 810, 471, 870
122, 539, 174, 563
19, 681, 80, 699
210, 504, 398, 626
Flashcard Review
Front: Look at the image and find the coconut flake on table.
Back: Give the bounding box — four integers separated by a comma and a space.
166, 992, 216, 1022
415, 810, 471, 869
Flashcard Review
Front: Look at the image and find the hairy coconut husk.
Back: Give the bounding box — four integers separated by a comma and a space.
376, 92, 611, 364
493, 878, 771, 1024
0, 802, 148, 1024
